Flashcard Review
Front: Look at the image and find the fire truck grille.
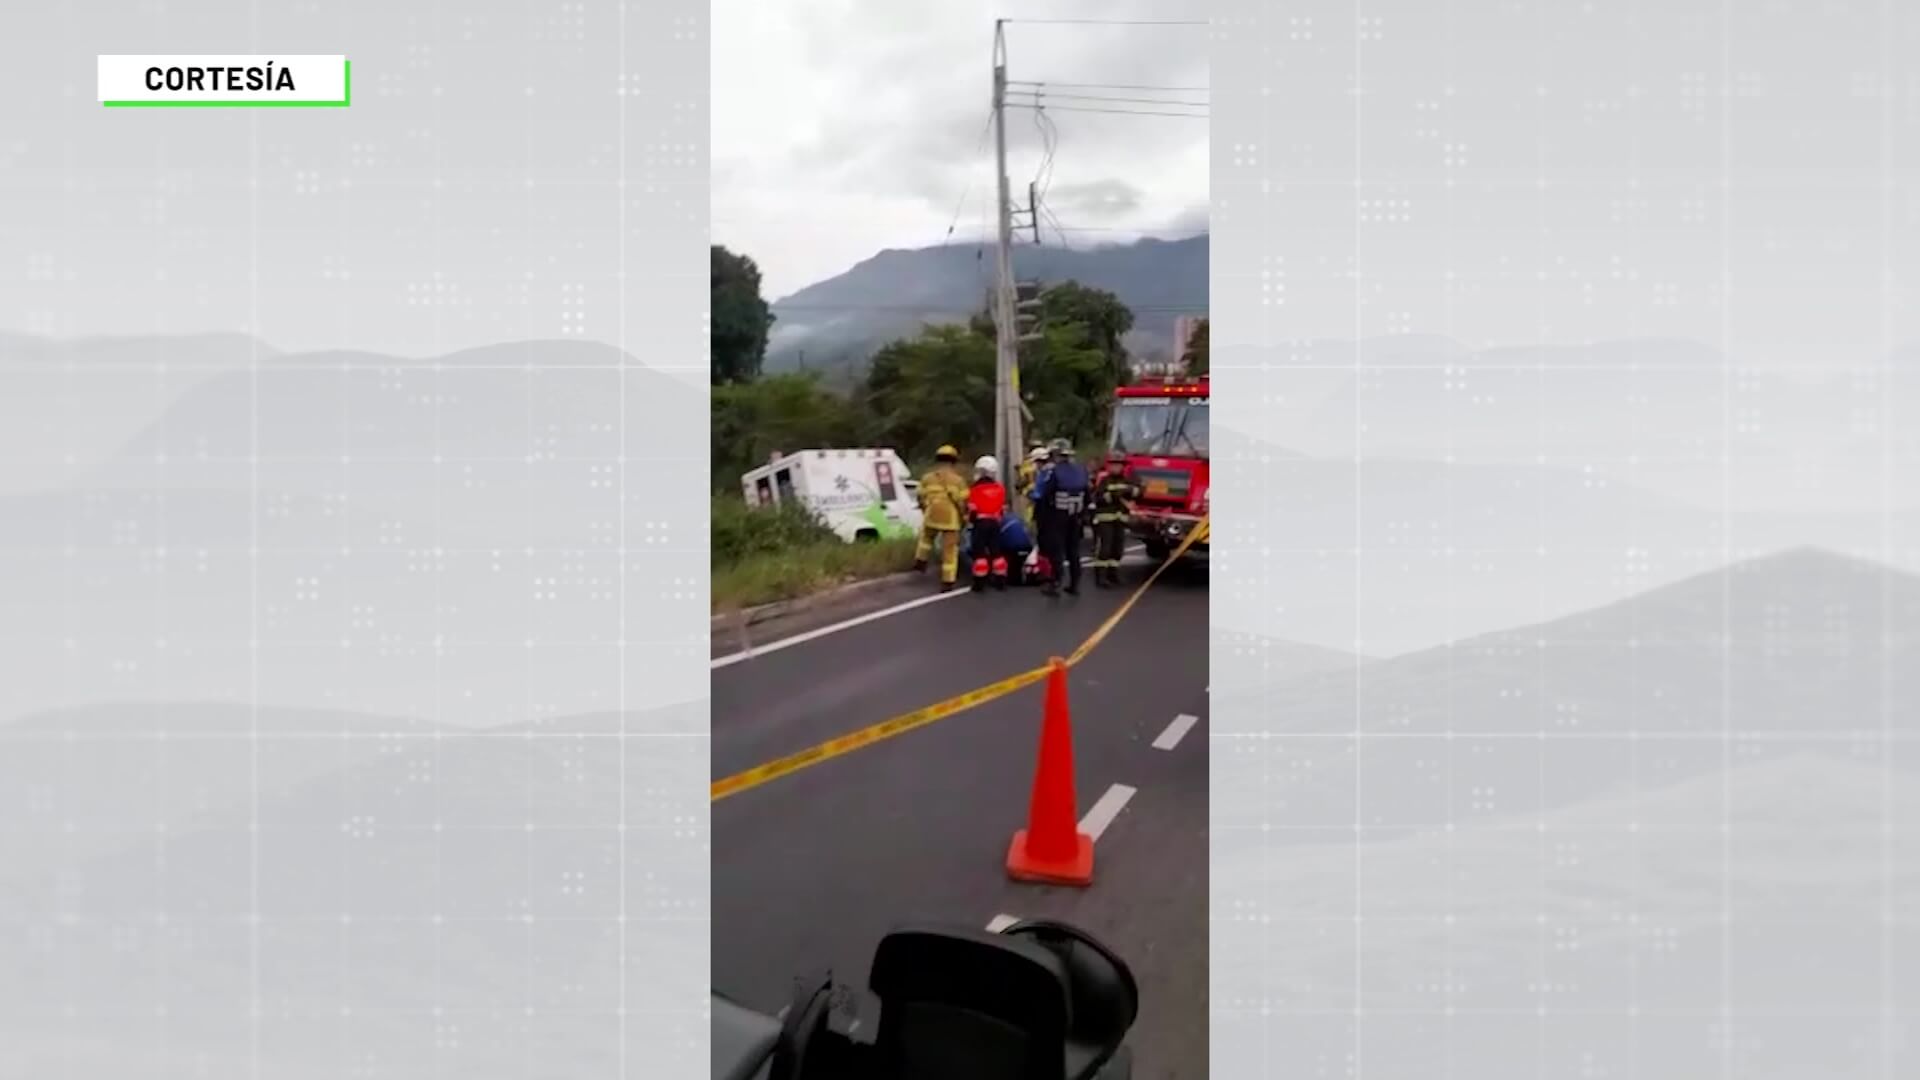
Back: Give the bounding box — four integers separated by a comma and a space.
1133, 467, 1192, 503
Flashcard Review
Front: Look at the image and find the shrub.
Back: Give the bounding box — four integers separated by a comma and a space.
711, 494, 840, 567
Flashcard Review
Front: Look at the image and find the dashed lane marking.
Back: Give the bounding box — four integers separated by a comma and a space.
986, 914, 1020, 932
1152, 713, 1201, 751
1079, 783, 1137, 843
711, 518, 1207, 800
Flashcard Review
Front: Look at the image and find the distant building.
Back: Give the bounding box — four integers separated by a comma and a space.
1173, 315, 1205, 362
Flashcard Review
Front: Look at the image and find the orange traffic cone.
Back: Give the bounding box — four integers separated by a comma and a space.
1006, 657, 1094, 886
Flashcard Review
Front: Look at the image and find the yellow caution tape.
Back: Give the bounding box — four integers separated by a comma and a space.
711, 512, 1211, 803
1067, 513, 1210, 666
711, 665, 1052, 801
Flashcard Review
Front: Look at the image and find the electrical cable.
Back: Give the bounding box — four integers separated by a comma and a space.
940, 106, 999, 245
1008, 102, 1207, 119
1001, 18, 1208, 26
1008, 81, 1209, 93
1007, 91, 1209, 108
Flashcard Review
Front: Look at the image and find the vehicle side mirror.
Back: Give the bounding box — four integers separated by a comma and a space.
867, 924, 1072, 1080
995, 919, 1138, 1080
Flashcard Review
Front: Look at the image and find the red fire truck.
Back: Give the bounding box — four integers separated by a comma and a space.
1098, 372, 1209, 563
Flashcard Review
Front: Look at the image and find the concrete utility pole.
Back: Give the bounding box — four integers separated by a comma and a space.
990, 20, 1025, 503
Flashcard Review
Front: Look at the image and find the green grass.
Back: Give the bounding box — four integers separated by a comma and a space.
712, 536, 920, 613
711, 494, 921, 612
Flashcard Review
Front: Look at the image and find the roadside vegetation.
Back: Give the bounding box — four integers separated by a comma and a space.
709, 244, 1208, 610
710, 495, 916, 612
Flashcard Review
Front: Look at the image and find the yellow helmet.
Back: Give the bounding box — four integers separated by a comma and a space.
934, 444, 959, 461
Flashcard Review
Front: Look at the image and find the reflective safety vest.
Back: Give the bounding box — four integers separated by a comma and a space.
1091, 473, 1138, 525
1035, 461, 1089, 519
967, 480, 1007, 521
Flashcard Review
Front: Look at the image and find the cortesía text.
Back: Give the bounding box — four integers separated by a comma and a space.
144, 63, 296, 92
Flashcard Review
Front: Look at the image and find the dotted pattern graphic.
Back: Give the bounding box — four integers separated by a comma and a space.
0, 3, 709, 1077
1212, 3, 1919, 1078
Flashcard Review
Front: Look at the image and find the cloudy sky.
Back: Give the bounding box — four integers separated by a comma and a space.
711, 1, 1210, 300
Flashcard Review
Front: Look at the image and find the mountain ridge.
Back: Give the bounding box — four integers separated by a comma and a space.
764, 232, 1209, 377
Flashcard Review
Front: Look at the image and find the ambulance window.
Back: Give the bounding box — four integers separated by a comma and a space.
874, 461, 898, 502
774, 468, 796, 502
755, 477, 774, 505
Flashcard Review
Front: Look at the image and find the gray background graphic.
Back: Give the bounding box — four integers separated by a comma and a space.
0, 3, 707, 1078
1213, 1, 1918, 1078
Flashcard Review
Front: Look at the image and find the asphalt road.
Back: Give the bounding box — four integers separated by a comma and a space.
712, 562, 1209, 1079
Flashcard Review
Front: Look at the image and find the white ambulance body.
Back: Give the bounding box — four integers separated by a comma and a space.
740, 448, 924, 543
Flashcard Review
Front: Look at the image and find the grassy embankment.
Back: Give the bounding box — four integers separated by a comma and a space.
710, 495, 917, 613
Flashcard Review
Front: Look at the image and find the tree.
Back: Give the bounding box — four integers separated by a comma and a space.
1038, 282, 1135, 386
861, 324, 996, 462
1018, 320, 1113, 448
964, 281, 1136, 448
711, 372, 859, 487
711, 246, 774, 385
1181, 317, 1209, 376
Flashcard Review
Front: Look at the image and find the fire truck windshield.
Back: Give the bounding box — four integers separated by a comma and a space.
1111, 396, 1209, 458
1111, 399, 1176, 455
1171, 398, 1209, 457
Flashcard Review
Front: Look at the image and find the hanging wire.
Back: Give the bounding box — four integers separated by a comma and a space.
1009, 80, 1209, 93
1007, 102, 1207, 119
939, 106, 999, 245
1001, 18, 1208, 26
1007, 91, 1209, 108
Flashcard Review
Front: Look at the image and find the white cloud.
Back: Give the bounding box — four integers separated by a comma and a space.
712, 0, 1209, 299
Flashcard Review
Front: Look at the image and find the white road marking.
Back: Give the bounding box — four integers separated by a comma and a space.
1078, 783, 1137, 842
1152, 713, 1201, 751
986, 913, 1020, 933
711, 589, 966, 669
710, 544, 1153, 670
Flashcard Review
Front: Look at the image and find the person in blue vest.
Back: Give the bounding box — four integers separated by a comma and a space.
997, 510, 1036, 586
1030, 438, 1089, 597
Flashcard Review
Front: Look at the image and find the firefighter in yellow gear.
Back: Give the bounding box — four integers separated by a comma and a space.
1015, 443, 1048, 527
1089, 467, 1139, 587
913, 444, 969, 591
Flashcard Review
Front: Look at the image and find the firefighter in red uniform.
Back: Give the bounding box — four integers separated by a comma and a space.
965, 455, 1010, 591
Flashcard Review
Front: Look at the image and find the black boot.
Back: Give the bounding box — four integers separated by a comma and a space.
913, 559, 928, 574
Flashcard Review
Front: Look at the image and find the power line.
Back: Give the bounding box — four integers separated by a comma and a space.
1008, 91, 1209, 108
1009, 81, 1209, 93
1040, 203, 1076, 249
1002, 18, 1208, 26
1048, 224, 1200, 234
1008, 102, 1208, 119
775, 302, 1208, 313
939, 106, 998, 246
1030, 106, 1060, 227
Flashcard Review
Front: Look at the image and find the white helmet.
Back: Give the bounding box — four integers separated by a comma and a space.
1028, 445, 1051, 463
974, 455, 1000, 479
